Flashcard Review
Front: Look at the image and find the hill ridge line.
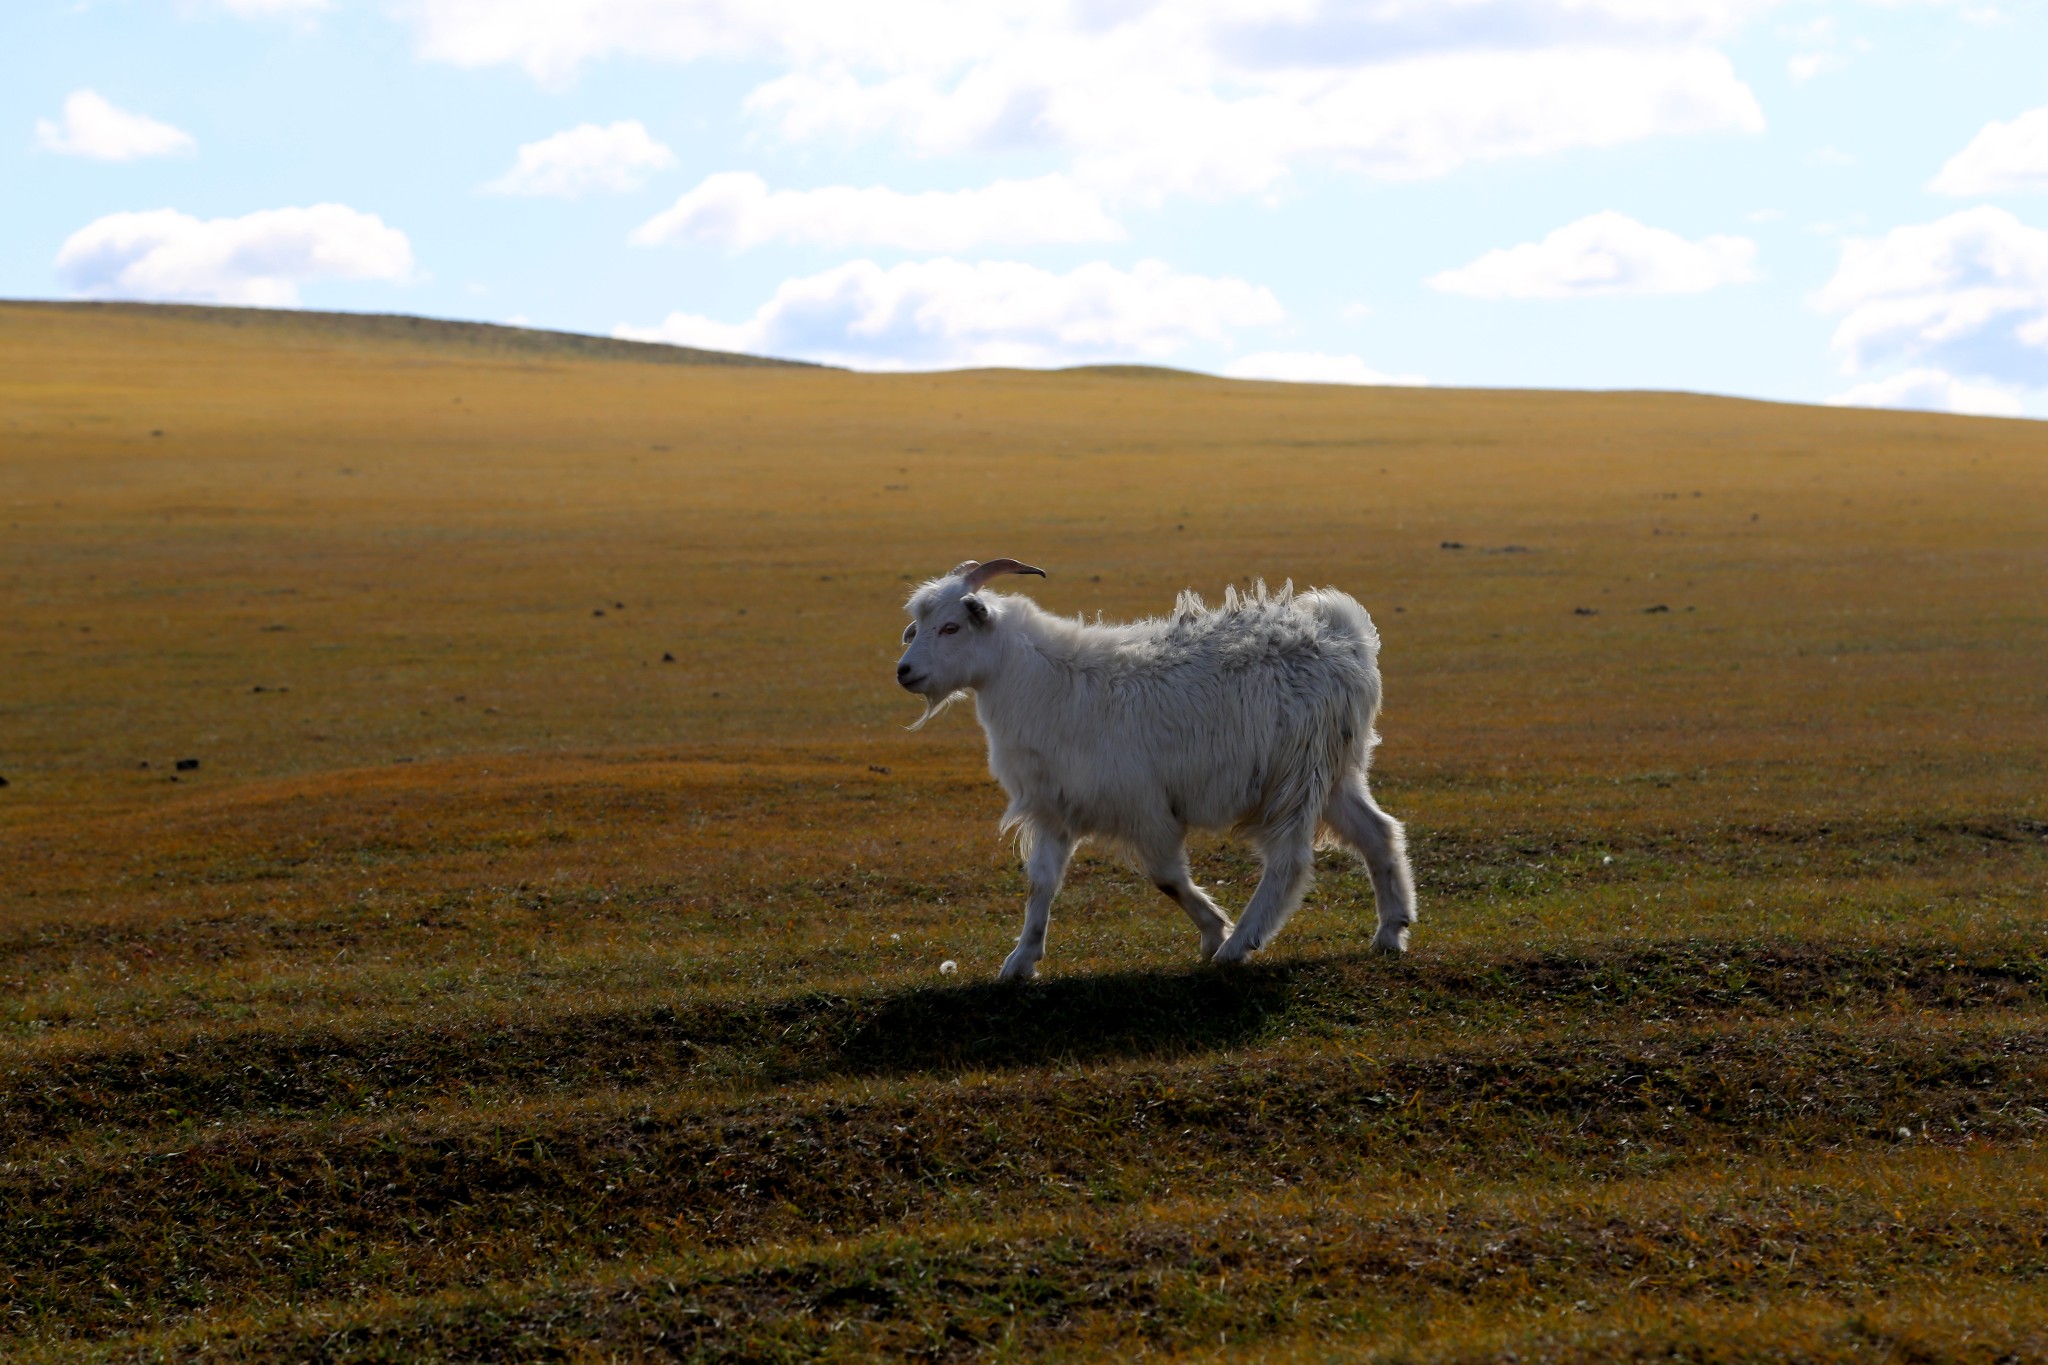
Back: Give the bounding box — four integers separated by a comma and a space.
0, 298, 823, 370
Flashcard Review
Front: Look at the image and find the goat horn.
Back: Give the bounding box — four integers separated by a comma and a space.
961, 558, 1047, 591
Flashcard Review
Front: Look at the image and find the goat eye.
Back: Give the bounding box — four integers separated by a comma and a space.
901, 623, 916, 643
939, 622, 961, 636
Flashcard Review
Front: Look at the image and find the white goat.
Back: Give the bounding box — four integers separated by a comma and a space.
895, 558, 1415, 980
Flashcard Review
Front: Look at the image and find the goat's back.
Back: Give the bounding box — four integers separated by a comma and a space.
999, 582, 1383, 841
1101, 581, 1379, 693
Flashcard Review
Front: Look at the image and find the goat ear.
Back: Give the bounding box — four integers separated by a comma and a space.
963, 594, 991, 626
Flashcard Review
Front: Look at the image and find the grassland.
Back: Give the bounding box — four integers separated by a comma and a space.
2, 298, 2045, 1361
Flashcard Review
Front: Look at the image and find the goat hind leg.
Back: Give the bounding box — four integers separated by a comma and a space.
1324, 774, 1416, 953
1211, 829, 1314, 965
1000, 824, 1073, 981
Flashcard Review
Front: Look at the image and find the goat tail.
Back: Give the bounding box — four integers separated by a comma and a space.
1304, 587, 1385, 776
1301, 586, 1381, 655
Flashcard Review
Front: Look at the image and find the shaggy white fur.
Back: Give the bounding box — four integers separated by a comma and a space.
896, 560, 1416, 980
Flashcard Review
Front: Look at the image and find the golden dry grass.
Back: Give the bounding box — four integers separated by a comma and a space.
2, 300, 2045, 1361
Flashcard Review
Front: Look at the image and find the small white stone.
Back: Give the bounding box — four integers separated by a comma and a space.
1897, 1126, 1914, 1140
939, 960, 958, 975
889, 933, 901, 942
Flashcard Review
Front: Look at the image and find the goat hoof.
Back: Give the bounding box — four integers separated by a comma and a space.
1371, 925, 1411, 954
997, 955, 1040, 982
1210, 938, 1255, 966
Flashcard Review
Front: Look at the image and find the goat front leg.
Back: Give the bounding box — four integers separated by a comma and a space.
1000, 824, 1073, 981
1143, 840, 1233, 962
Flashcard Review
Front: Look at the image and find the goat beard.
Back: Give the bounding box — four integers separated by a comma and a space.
905, 688, 969, 732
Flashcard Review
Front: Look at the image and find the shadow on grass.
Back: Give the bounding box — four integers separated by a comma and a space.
758, 956, 1335, 1078
749, 933, 2048, 1080
8, 941, 2043, 1152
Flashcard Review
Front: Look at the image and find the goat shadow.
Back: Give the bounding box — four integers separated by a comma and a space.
732, 955, 1398, 1084
689, 937, 2046, 1086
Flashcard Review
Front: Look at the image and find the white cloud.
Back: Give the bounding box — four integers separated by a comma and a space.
749, 44, 1765, 203
399, 0, 1776, 86
1813, 206, 2048, 384
399, 1, 1768, 201
397, 0, 994, 88
1429, 211, 1758, 299
211, 0, 330, 12
1928, 107, 2048, 196
615, 257, 1284, 368
485, 120, 676, 197
1806, 213, 1869, 238
55, 204, 415, 306
1778, 13, 1859, 83
630, 172, 1122, 251
1786, 52, 1844, 81
1826, 368, 2025, 417
1221, 351, 1426, 386
34, 90, 195, 161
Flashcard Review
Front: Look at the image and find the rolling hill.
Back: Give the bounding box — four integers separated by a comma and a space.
3, 300, 2045, 1361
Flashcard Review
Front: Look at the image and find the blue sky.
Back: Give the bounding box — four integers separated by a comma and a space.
7, 0, 2048, 415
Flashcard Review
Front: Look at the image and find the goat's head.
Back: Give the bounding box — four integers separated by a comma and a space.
896, 559, 1046, 725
